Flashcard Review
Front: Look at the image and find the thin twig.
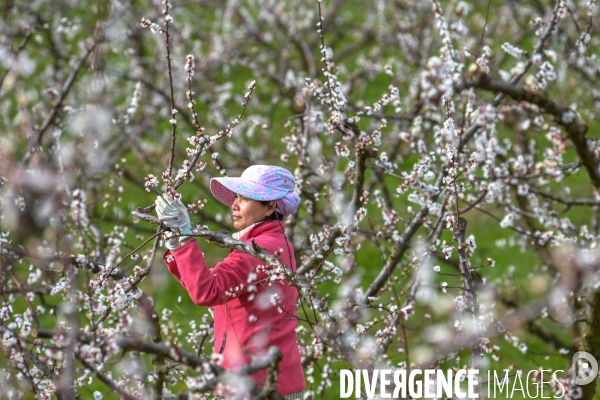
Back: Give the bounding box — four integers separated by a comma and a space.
164, 0, 177, 177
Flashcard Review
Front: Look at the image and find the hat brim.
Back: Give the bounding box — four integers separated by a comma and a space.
210, 177, 289, 206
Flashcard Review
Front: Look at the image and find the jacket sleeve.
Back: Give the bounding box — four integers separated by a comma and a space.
163, 250, 186, 288
162, 239, 266, 308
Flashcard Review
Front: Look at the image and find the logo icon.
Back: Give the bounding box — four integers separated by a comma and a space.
572, 351, 598, 385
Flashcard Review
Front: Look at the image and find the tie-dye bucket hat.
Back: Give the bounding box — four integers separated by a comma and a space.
210, 165, 300, 216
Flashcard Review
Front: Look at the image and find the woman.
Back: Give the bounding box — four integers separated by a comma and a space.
155, 165, 306, 399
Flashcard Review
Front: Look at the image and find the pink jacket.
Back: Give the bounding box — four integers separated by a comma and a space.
162, 220, 306, 395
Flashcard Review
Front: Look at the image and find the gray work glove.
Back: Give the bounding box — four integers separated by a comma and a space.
155, 194, 194, 248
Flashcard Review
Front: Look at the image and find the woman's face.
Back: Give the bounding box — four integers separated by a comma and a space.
231, 194, 275, 230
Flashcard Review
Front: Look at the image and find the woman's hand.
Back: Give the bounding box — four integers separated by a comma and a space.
155, 194, 194, 247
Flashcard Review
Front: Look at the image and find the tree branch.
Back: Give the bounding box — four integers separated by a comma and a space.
363, 206, 428, 301
455, 74, 600, 189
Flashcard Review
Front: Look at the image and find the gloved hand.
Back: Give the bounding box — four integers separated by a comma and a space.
155, 194, 194, 245
163, 230, 182, 251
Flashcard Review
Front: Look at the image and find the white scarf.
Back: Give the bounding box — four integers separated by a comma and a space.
232, 221, 262, 240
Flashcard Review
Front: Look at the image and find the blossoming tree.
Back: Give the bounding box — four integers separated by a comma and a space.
1, 0, 599, 398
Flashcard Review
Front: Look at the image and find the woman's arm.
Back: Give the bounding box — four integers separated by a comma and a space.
162, 251, 186, 288
163, 239, 267, 307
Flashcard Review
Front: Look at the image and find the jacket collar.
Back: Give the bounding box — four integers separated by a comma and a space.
238, 219, 284, 241
232, 221, 261, 240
